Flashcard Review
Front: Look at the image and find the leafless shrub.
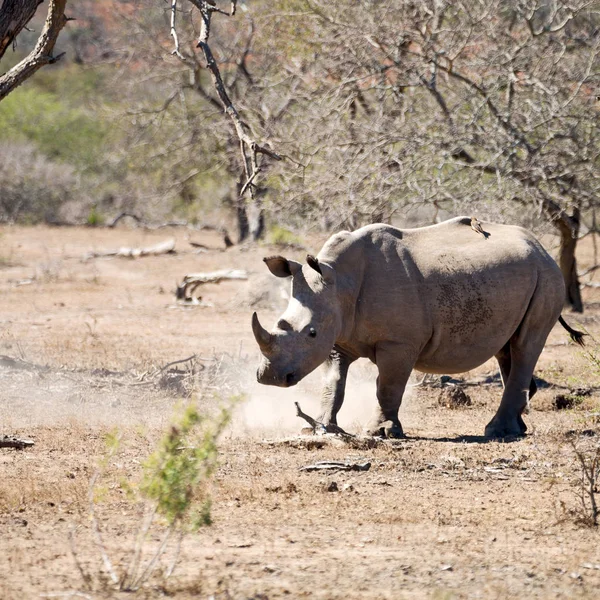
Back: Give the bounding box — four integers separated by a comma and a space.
570, 437, 600, 527
0, 142, 82, 224
559, 435, 600, 527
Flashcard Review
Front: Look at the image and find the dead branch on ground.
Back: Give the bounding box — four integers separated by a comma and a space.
294, 401, 355, 439
294, 402, 327, 434
175, 268, 247, 302
0, 435, 34, 450
107, 212, 144, 228
299, 460, 371, 473
88, 470, 120, 586
0, 354, 49, 372
83, 239, 176, 261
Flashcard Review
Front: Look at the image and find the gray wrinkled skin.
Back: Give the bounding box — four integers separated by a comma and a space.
253, 217, 565, 439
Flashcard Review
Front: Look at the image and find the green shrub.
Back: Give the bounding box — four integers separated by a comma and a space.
268, 224, 303, 247
140, 403, 230, 530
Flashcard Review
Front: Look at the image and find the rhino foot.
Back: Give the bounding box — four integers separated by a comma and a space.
366, 419, 405, 439
484, 413, 527, 439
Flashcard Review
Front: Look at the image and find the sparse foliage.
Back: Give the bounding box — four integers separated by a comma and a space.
86, 401, 231, 592
2, 0, 599, 312
263, 0, 600, 309
140, 403, 229, 530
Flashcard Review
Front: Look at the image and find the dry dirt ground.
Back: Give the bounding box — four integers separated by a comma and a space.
1, 224, 600, 599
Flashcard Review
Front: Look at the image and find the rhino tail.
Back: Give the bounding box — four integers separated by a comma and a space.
558, 315, 586, 347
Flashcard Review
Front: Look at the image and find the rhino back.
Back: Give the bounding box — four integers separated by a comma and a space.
320, 218, 564, 372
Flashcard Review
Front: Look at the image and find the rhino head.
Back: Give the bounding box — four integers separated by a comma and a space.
253, 254, 340, 387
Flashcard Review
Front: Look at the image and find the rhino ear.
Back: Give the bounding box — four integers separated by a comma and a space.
263, 255, 302, 278
308, 256, 335, 286
306, 255, 322, 275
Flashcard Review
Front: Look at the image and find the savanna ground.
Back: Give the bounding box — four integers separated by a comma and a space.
1, 224, 600, 599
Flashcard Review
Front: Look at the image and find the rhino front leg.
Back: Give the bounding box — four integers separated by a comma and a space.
317, 348, 355, 431
367, 343, 415, 439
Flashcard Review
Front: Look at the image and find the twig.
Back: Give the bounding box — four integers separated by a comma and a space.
572, 440, 600, 526
170, 0, 185, 60
108, 212, 144, 228
159, 355, 197, 373
128, 526, 173, 591
40, 593, 93, 599
164, 530, 185, 580
239, 167, 261, 198
88, 471, 119, 585
123, 505, 157, 591
68, 527, 92, 590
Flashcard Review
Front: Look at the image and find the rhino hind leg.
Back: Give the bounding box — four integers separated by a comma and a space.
495, 342, 537, 415
485, 285, 560, 438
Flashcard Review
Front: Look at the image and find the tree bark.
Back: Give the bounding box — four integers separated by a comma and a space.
0, 0, 41, 60
0, 0, 68, 102
556, 208, 583, 313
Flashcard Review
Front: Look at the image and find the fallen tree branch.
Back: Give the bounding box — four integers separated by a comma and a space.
0, 435, 34, 450
175, 269, 247, 301
158, 355, 197, 373
108, 212, 144, 228
294, 401, 355, 438
0, 355, 49, 372
294, 401, 327, 434
299, 460, 371, 473
83, 239, 176, 261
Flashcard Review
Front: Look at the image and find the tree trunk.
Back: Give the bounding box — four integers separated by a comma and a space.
557, 209, 583, 313
237, 202, 249, 242
248, 192, 265, 241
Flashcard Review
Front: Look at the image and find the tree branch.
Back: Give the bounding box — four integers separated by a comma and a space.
0, 0, 69, 102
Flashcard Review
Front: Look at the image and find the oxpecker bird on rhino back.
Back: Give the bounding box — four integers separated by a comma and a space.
252, 216, 584, 439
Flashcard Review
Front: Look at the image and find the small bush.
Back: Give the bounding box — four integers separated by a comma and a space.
268, 224, 303, 247
140, 403, 230, 531
86, 400, 232, 592
86, 206, 104, 227
0, 142, 81, 224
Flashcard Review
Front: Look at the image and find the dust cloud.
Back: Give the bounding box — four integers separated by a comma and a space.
228, 359, 417, 438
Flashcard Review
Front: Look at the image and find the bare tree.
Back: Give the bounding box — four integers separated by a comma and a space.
264, 0, 600, 311
101, 0, 287, 241
0, 0, 70, 101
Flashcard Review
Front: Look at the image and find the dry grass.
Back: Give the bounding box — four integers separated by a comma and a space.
1, 225, 600, 598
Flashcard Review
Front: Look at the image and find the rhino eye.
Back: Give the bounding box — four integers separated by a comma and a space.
309, 328, 317, 338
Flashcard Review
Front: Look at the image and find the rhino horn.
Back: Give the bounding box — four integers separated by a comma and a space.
252, 312, 272, 350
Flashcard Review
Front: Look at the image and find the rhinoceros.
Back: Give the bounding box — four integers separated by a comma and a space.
252, 217, 584, 438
